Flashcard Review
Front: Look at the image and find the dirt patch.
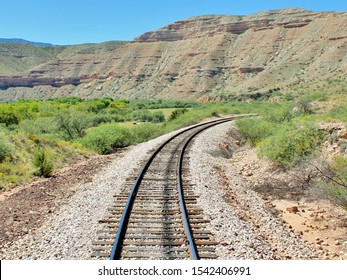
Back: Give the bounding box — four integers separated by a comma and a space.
0, 151, 126, 253
272, 199, 347, 259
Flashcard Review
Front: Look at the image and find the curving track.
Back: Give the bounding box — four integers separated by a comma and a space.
92, 118, 233, 260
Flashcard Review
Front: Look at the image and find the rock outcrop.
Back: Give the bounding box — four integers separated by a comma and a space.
134, 9, 315, 42
0, 76, 80, 89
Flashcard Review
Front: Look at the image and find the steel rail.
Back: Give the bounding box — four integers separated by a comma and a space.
109, 117, 233, 260
177, 118, 233, 260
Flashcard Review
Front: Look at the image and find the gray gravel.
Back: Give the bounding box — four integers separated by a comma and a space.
188, 121, 321, 259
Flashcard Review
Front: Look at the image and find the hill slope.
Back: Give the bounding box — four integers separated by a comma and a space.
0, 38, 53, 46
0, 8, 346, 101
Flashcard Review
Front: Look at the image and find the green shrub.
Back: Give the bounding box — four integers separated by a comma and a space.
131, 110, 156, 123
263, 108, 293, 124
80, 124, 131, 154
0, 135, 12, 162
19, 117, 58, 135
130, 124, 165, 144
168, 108, 188, 121
322, 183, 347, 207
328, 103, 347, 123
258, 123, 323, 168
55, 109, 92, 140
0, 107, 19, 126
125, 110, 165, 123
235, 118, 276, 146
283, 93, 295, 101
151, 111, 165, 123
90, 113, 114, 126
304, 92, 327, 102
315, 156, 347, 206
331, 156, 347, 182
0, 161, 32, 189
328, 131, 339, 144
33, 148, 54, 177
339, 140, 347, 153
295, 99, 313, 114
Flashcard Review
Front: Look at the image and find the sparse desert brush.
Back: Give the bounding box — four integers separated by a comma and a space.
55, 140, 91, 160
70, 142, 91, 157
79, 124, 132, 154
258, 122, 324, 168
310, 156, 347, 207
33, 148, 54, 177
168, 108, 188, 121
130, 124, 165, 144
339, 141, 347, 153
0, 161, 32, 189
0, 134, 12, 162
235, 118, 276, 146
331, 156, 347, 181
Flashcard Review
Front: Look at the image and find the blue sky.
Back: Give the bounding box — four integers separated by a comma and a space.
1, 0, 346, 45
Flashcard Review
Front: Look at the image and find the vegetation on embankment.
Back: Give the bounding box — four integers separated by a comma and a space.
235, 95, 347, 207
0, 97, 272, 190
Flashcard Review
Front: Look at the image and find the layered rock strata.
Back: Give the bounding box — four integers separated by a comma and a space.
0, 8, 346, 101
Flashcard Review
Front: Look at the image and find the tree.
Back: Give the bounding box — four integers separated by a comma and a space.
296, 99, 313, 114
55, 109, 91, 140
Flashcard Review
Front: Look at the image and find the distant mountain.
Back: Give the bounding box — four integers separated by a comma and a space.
0, 8, 346, 102
0, 38, 53, 46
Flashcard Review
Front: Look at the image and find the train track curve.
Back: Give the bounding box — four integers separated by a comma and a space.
92, 117, 234, 260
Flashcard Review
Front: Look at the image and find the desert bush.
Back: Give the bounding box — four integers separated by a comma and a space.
263, 107, 293, 124
168, 108, 188, 121
328, 102, 347, 124
235, 118, 276, 146
131, 110, 156, 123
130, 124, 165, 144
258, 122, 323, 168
130, 99, 198, 110
49, 97, 83, 104
79, 124, 131, 154
125, 110, 165, 123
19, 117, 57, 135
304, 92, 327, 102
295, 98, 313, 114
331, 156, 347, 183
90, 113, 114, 126
151, 111, 165, 123
327, 131, 339, 145
339, 140, 347, 153
283, 93, 295, 101
55, 109, 92, 140
0, 161, 32, 189
33, 148, 54, 177
321, 183, 347, 207
0, 107, 20, 126
84, 100, 110, 113
0, 135, 12, 162
310, 157, 347, 206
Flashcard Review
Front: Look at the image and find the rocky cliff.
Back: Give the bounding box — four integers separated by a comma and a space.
134, 9, 315, 42
0, 8, 346, 101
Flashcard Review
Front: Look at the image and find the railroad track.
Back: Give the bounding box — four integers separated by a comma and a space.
92, 117, 233, 260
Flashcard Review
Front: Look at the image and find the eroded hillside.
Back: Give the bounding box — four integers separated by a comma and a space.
0, 8, 346, 101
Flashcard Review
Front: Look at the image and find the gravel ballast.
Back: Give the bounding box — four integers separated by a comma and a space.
188, 121, 321, 259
